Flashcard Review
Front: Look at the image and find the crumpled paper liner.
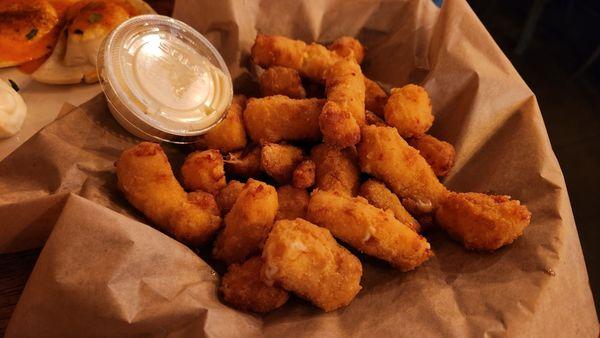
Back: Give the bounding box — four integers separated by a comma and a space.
0, 69, 101, 161
1, 0, 597, 336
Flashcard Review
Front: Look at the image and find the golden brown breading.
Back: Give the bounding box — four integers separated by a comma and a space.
116, 142, 221, 246
261, 218, 362, 312
307, 189, 432, 271
213, 179, 278, 264
292, 159, 316, 189
364, 78, 388, 117
251, 34, 387, 116
328, 36, 365, 64
187, 190, 220, 217
275, 185, 309, 220
357, 125, 449, 214
259, 66, 306, 99
181, 150, 226, 194
243, 96, 324, 144
407, 134, 455, 177
365, 110, 387, 126
320, 59, 365, 147
202, 95, 248, 153
260, 143, 304, 183
215, 180, 245, 214
435, 192, 531, 250
251, 34, 339, 81
224, 146, 262, 178
319, 103, 361, 147
310, 143, 360, 196
359, 179, 421, 232
384, 84, 434, 137
220, 256, 289, 313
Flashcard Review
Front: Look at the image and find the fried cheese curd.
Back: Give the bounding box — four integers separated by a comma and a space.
243, 96, 324, 144
180, 150, 226, 194
307, 189, 432, 271
384, 84, 434, 138
251, 34, 386, 112
261, 218, 362, 312
310, 143, 360, 196
252, 34, 339, 81
215, 180, 245, 214
116, 142, 221, 246
213, 179, 278, 264
357, 125, 449, 215
407, 134, 456, 177
259, 66, 306, 98
187, 190, 220, 217
224, 145, 262, 178
276, 185, 309, 220
202, 95, 248, 153
292, 159, 316, 189
220, 256, 289, 313
436, 192, 531, 250
260, 143, 304, 183
320, 59, 366, 147
328, 36, 365, 64
359, 179, 421, 233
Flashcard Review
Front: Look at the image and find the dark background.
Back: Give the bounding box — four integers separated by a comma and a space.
1, 0, 598, 335
468, 0, 599, 314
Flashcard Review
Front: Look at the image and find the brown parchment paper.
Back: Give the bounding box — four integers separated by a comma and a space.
1, 0, 597, 336
0, 68, 101, 161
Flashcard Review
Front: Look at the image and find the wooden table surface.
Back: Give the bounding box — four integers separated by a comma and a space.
0, 1, 174, 335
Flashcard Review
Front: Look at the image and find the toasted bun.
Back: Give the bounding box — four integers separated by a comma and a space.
0, 0, 61, 68
32, 0, 155, 84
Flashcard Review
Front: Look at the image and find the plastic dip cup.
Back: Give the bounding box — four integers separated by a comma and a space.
97, 15, 233, 144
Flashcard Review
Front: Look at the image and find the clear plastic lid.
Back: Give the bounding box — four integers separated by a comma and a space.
97, 15, 233, 143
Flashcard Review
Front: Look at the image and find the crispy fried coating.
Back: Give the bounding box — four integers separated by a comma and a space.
181, 150, 226, 194
320, 59, 365, 147
116, 142, 221, 246
252, 34, 339, 81
357, 125, 448, 214
215, 180, 245, 214
187, 191, 221, 217
251, 34, 387, 114
261, 219, 362, 312
220, 256, 289, 313
435, 192, 531, 250
260, 143, 304, 183
276, 185, 309, 220
243, 96, 324, 144
307, 190, 432, 271
364, 78, 388, 117
319, 102, 361, 147
259, 66, 306, 99
407, 134, 455, 177
224, 146, 262, 178
292, 159, 316, 189
310, 144, 360, 196
213, 179, 278, 264
365, 110, 386, 126
328, 36, 365, 64
384, 84, 434, 137
359, 179, 420, 232
202, 95, 248, 153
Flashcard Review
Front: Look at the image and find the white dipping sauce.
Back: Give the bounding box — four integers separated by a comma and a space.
0, 80, 27, 138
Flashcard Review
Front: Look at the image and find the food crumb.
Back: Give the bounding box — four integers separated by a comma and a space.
544, 267, 556, 276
